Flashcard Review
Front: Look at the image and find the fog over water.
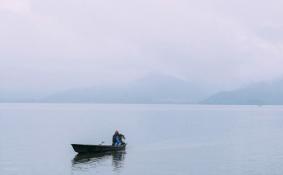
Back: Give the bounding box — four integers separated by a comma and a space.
1, 104, 283, 175
1, 0, 283, 93
1, 0, 283, 174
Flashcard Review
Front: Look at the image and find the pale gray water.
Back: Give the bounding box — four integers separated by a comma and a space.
1, 104, 283, 175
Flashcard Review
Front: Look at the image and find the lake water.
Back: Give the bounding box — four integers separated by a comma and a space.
1, 104, 283, 175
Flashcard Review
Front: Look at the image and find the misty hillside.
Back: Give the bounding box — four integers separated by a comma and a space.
202, 79, 283, 105
0, 90, 41, 103
41, 74, 208, 104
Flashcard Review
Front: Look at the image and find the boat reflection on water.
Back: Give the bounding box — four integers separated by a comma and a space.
72, 151, 126, 173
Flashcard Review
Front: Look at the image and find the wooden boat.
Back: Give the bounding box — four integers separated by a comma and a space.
71, 144, 126, 154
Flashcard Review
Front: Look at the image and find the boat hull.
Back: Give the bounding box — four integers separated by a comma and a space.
71, 144, 126, 154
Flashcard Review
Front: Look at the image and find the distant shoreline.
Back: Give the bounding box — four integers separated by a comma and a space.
0, 102, 282, 106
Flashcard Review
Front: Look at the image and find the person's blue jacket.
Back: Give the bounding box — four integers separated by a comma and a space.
112, 131, 125, 146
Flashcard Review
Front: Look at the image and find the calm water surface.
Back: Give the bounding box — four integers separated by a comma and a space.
1, 104, 283, 175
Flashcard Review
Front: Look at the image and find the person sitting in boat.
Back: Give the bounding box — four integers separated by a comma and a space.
112, 130, 126, 146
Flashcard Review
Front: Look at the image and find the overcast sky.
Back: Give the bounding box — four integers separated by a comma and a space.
1, 0, 283, 92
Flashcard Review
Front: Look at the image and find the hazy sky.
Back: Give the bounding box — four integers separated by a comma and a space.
1, 0, 283, 91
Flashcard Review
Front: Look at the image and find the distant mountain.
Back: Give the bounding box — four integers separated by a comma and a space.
0, 90, 41, 103
4, 76, 283, 105
41, 74, 208, 104
202, 79, 283, 105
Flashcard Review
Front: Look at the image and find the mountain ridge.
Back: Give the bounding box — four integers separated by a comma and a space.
41, 74, 207, 104
201, 79, 283, 105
